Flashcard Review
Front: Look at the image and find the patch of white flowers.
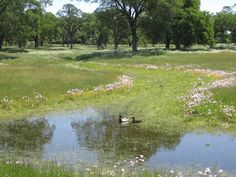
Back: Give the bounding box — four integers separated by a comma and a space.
198, 168, 224, 177
0, 96, 13, 109
66, 75, 134, 96
220, 105, 235, 118
67, 88, 84, 96
33, 91, 44, 101
180, 69, 236, 119
117, 63, 236, 120
93, 75, 134, 92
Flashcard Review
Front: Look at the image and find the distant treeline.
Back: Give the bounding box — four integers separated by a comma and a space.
0, 0, 235, 51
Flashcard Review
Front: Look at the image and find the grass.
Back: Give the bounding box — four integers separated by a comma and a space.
0, 163, 173, 177
0, 48, 120, 119
0, 163, 78, 177
77, 49, 236, 126
1, 45, 236, 176
0, 46, 236, 130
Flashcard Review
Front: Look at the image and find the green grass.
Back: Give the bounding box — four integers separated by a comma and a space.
0, 48, 120, 119
0, 47, 236, 131
77, 49, 236, 129
0, 163, 167, 177
0, 163, 78, 177
1, 45, 236, 176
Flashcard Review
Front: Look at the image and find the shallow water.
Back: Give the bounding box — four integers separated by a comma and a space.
0, 108, 236, 174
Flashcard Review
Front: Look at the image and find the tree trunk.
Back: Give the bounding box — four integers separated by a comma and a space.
152, 42, 155, 47
165, 33, 171, 49
34, 36, 39, 48
70, 37, 73, 49
128, 41, 132, 47
175, 37, 181, 50
114, 29, 119, 50
175, 42, 180, 50
130, 25, 138, 52
18, 41, 22, 48
0, 38, 3, 50
40, 39, 44, 46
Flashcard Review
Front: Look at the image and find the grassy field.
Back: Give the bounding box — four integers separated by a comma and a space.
0, 46, 236, 176
0, 46, 236, 130
0, 47, 119, 119
0, 163, 165, 177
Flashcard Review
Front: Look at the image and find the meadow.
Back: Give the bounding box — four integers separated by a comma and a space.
0, 45, 236, 176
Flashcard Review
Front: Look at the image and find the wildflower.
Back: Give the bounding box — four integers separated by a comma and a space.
205, 168, 211, 175
220, 105, 235, 118
170, 170, 175, 175
218, 169, 224, 174
66, 88, 84, 96
0, 96, 13, 109
139, 159, 145, 162
109, 170, 115, 176
15, 160, 23, 165
33, 91, 44, 101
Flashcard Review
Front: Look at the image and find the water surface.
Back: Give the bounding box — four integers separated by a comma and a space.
0, 108, 235, 174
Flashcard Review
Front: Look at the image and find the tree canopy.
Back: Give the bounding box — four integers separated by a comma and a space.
0, 0, 235, 50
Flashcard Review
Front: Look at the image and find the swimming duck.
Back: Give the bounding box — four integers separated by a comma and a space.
132, 117, 142, 123
119, 115, 129, 123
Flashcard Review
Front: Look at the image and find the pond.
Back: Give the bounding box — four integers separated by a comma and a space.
0, 108, 236, 175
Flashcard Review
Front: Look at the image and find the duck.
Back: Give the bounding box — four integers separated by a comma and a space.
132, 117, 142, 123
119, 115, 129, 123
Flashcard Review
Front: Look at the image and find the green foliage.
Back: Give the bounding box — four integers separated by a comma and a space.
214, 5, 236, 43
172, 1, 215, 49
0, 0, 235, 50
95, 8, 130, 49
182, 0, 200, 9
57, 4, 82, 49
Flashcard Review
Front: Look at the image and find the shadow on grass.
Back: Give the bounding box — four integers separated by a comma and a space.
0, 48, 28, 53
34, 48, 66, 51
0, 55, 18, 60
61, 56, 76, 61
76, 49, 164, 61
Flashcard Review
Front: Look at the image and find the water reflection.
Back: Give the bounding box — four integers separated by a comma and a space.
0, 118, 54, 158
71, 119, 182, 163
0, 108, 235, 174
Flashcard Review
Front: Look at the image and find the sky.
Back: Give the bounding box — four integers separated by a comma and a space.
46, 0, 236, 15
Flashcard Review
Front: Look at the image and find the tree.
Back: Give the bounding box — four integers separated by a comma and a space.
0, 0, 13, 15
171, 0, 214, 49
57, 4, 82, 49
25, 7, 43, 48
0, 0, 29, 49
82, 0, 156, 52
96, 8, 129, 49
214, 6, 236, 43
0, 0, 53, 49
40, 12, 57, 45
80, 13, 97, 45
139, 0, 182, 49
